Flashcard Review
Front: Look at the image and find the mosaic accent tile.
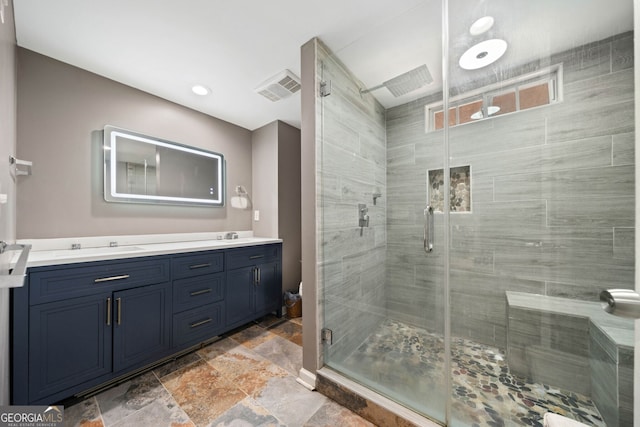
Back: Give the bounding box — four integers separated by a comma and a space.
428, 166, 471, 212
340, 319, 605, 427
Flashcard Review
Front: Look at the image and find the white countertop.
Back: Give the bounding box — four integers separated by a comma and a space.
16, 231, 282, 268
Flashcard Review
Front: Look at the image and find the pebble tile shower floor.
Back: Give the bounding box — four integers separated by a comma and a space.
339, 319, 605, 427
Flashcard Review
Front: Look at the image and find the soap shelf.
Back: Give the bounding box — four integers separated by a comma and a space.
9, 156, 33, 176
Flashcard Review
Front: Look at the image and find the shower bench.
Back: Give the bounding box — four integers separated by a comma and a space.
505, 291, 633, 427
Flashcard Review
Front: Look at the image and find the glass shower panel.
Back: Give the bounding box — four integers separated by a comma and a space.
318, 0, 448, 422
446, 1, 635, 426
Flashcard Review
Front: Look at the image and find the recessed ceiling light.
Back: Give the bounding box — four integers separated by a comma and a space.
191, 85, 210, 96
469, 16, 494, 35
459, 39, 508, 70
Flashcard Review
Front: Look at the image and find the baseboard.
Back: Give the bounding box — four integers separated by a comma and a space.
296, 367, 316, 391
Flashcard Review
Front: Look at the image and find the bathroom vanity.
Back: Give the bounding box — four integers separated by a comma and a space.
10, 235, 282, 405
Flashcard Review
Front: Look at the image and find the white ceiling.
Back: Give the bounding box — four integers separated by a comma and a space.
12, 0, 633, 131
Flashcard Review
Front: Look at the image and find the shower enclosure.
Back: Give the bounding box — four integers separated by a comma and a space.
312, 0, 635, 425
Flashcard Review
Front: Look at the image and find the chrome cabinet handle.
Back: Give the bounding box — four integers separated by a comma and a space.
190, 288, 212, 296
424, 205, 434, 253
190, 318, 212, 328
249, 255, 264, 260
106, 297, 112, 326
94, 274, 130, 283
189, 263, 211, 269
256, 267, 261, 284
116, 298, 122, 325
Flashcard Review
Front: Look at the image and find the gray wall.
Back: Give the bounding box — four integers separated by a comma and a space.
386, 32, 635, 349
16, 48, 253, 239
252, 120, 302, 294
252, 121, 279, 238
0, 0, 17, 405
315, 40, 388, 362
277, 121, 302, 294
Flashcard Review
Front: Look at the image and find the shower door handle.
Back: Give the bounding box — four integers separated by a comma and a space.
424, 205, 434, 253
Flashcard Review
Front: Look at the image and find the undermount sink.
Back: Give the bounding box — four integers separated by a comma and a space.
53, 246, 144, 258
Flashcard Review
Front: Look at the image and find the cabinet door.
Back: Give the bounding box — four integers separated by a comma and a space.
255, 262, 281, 315
28, 293, 112, 403
225, 266, 255, 329
112, 283, 171, 373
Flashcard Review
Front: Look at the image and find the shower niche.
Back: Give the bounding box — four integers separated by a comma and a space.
428, 165, 471, 213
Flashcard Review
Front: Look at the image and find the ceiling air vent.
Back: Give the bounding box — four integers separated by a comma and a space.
255, 69, 301, 102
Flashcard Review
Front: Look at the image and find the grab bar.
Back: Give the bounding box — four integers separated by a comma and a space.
0, 242, 32, 288
600, 289, 640, 319
424, 205, 434, 253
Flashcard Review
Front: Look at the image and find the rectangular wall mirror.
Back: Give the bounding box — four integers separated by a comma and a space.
103, 125, 225, 207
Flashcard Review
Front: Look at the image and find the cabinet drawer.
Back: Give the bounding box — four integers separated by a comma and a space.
171, 251, 224, 279
225, 244, 281, 270
29, 258, 170, 305
173, 273, 224, 313
173, 302, 224, 347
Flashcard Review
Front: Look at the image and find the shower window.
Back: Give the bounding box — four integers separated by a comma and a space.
427, 64, 562, 131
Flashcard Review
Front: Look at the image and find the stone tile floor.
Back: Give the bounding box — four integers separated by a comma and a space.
63, 316, 375, 427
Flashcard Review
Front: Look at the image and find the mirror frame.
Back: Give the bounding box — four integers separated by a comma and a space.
103, 125, 225, 207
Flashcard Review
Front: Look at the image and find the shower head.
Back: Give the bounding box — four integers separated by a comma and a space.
361, 64, 433, 97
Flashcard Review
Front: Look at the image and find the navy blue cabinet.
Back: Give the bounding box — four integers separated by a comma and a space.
225, 245, 282, 329
27, 293, 112, 403
113, 283, 172, 373
11, 243, 282, 405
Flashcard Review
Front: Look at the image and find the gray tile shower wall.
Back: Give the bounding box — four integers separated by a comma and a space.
385, 32, 635, 349
316, 41, 388, 363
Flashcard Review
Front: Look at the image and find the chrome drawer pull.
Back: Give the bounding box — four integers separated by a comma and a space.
94, 274, 130, 283
189, 263, 211, 269
249, 255, 264, 259
190, 318, 212, 328
116, 298, 122, 325
190, 288, 212, 296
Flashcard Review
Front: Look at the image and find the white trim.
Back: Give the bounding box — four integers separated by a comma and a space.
296, 368, 317, 391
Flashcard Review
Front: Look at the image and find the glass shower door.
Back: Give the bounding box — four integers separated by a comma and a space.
317, 0, 449, 422
445, 0, 635, 425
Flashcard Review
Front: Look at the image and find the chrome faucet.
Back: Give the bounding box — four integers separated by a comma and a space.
225, 232, 239, 240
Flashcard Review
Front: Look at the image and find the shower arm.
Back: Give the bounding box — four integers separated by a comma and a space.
359, 84, 385, 95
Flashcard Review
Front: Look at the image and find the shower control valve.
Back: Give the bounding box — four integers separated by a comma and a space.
358, 204, 369, 228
